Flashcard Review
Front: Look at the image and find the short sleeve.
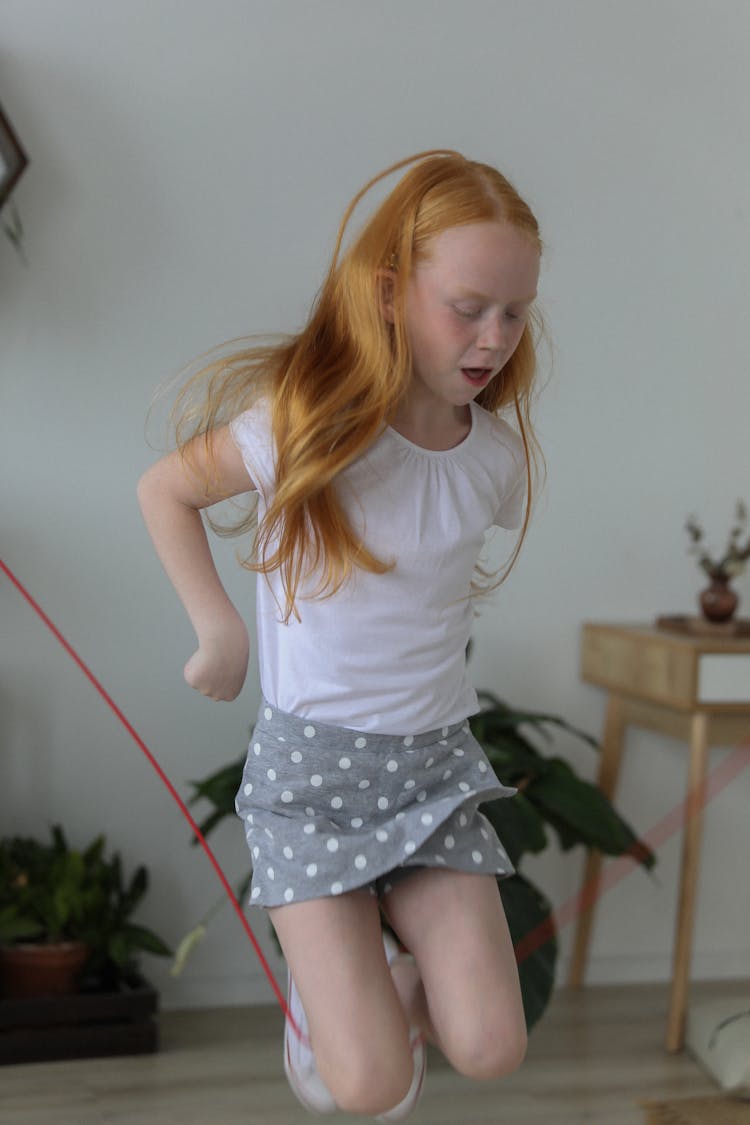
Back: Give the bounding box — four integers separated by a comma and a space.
490, 418, 527, 530
229, 399, 276, 501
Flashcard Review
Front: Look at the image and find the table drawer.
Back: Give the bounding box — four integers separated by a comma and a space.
698, 654, 750, 704
581, 625, 696, 708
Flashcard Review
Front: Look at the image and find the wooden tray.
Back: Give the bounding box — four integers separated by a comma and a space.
656, 615, 750, 638
0, 973, 158, 1065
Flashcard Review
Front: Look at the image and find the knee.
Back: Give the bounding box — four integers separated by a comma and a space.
447, 1022, 528, 1082
322, 1044, 414, 1116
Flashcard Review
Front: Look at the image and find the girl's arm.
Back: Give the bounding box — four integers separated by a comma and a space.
137, 426, 254, 701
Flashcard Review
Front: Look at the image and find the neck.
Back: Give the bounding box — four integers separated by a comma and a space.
390, 392, 472, 451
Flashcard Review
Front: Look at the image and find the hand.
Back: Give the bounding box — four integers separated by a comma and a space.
183, 620, 250, 702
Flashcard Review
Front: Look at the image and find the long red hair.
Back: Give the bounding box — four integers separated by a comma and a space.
174, 150, 546, 620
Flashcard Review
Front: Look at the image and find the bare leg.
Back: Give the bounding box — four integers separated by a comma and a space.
268, 889, 414, 1116
383, 868, 527, 1080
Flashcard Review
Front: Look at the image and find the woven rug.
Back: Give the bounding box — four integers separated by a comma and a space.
642, 1095, 750, 1124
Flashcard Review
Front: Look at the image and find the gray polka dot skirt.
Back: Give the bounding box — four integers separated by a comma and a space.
235, 701, 517, 908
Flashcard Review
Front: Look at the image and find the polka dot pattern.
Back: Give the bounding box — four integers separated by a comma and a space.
236, 701, 516, 908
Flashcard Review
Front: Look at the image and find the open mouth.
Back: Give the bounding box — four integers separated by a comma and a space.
461, 367, 493, 387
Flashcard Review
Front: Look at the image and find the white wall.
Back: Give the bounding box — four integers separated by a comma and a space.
1, 1, 748, 1010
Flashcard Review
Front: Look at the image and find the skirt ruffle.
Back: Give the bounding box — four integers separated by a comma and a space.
235, 701, 516, 908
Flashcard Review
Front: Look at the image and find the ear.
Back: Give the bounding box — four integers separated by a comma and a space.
377, 268, 396, 324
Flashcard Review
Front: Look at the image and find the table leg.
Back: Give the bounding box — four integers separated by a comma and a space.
567, 693, 627, 988
665, 710, 709, 1052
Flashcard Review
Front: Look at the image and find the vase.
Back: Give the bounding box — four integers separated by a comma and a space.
699, 576, 739, 624
0, 941, 90, 998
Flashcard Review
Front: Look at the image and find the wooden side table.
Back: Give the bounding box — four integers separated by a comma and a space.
567, 622, 750, 1051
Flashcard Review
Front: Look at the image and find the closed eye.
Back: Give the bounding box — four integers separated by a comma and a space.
452, 305, 483, 319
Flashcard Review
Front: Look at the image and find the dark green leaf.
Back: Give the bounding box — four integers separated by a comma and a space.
187, 757, 245, 840
83, 836, 106, 866
123, 866, 148, 913
188, 758, 245, 811
498, 873, 557, 1032
0, 908, 45, 943
119, 923, 172, 958
481, 794, 548, 867
475, 729, 547, 781
474, 694, 600, 751
526, 759, 655, 869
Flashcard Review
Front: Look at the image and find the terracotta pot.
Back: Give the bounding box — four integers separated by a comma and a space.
0, 941, 90, 998
699, 576, 739, 624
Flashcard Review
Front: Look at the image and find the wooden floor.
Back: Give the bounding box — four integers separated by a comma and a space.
1, 980, 737, 1125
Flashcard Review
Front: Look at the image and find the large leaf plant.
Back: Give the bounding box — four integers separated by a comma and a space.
0, 825, 172, 987
180, 693, 654, 1031
471, 692, 654, 1028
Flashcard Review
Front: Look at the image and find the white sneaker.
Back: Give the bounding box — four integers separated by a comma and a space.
378, 931, 427, 1121
283, 934, 426, 1119
284, 971, 337, 1114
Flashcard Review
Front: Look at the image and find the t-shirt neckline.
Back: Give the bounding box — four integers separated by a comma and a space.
385, 402, 477, 458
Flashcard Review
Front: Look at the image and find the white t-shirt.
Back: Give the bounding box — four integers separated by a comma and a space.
230, 399, 525, 735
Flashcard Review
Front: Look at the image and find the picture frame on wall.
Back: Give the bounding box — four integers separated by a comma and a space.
0, 103, 29, 210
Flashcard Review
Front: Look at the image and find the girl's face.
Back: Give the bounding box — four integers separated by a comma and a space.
402, 221, 540, 415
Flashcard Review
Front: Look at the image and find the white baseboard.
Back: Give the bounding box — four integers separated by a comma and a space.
160, 971, 284, 1011
159, 948, 750, 1012
557, 949, 750, 987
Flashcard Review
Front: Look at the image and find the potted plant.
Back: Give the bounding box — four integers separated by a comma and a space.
468, 691, 654, 1026
177, 692, 654, 1031
685, 500, 750, 623
0, 825, 171, 999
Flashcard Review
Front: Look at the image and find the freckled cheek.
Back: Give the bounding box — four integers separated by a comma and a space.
413, 314, 466, 353
436, 313, 473, 344
448, 321, 472, 342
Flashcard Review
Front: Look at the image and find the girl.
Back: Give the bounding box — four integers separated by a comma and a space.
138, 150, 544, 1119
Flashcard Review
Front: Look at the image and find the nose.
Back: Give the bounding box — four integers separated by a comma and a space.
476, 315, 506, 353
